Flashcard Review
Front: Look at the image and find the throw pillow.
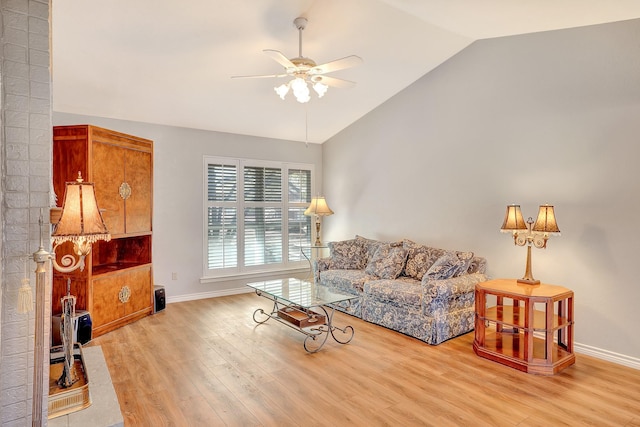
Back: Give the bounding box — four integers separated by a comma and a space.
466, 256, 485, 275
365, 244, 409, 279
329, 239, 366, 270
455, 251, 475, 276
357, 235, 403, 264
402, 239, 418, 248
403, 244, 447, 280
356, 234, 383, 264
422, 251, 474, 281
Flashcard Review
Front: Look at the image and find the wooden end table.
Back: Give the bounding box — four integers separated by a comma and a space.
473, 278, 575, 375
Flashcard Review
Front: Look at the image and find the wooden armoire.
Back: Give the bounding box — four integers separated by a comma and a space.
52, 125, 154, 337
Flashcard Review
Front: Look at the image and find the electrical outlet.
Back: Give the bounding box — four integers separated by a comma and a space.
171, 272, 178, 280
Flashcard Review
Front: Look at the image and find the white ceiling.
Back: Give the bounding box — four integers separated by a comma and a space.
52, 1, 640, 144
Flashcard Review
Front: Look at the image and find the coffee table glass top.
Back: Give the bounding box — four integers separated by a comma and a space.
247, 278, 354, 309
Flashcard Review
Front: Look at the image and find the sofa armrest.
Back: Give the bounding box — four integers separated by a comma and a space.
422, 272, 487, 301
313, 257, 332, 283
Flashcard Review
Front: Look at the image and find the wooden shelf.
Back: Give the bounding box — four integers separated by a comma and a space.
483, 306, 571, 331
473, 278, 575, 375
92, 261, 152, 276
478, 330, 572, 361
91, 234, 152, 276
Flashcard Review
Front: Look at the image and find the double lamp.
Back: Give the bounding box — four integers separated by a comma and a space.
500, 204, 560, 285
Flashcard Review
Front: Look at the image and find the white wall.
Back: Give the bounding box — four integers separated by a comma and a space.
323, 19, 640, 362
53, 113, 323, 300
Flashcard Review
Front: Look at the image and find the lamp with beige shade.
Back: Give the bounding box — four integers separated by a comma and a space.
21, 172, 111, 424
304, 196, 334, 246
500, 204, 560, 285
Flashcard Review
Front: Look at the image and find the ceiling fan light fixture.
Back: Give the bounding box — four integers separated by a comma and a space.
274, 78, 325, 103
234, 17, 362, 104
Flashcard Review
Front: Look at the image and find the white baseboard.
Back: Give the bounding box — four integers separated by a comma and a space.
574, 342, 640, 370
166, 286, 254, 304
165, 288, 640, 371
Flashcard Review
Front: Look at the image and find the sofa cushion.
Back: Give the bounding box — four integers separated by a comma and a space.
403, 243, 447, 280
319, 269, 375, 294
328, 238, 366, 270
364, 244, 409, 279
423, 251, 474, 281
364, 277, 422, 307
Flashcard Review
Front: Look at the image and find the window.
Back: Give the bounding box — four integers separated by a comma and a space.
204, 157, 313, 278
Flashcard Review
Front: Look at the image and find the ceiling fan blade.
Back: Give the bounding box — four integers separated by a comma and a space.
263, 49, 296, 70
311, 55, 363, 74
231, 73, 288, 79
312, 75, 356, 89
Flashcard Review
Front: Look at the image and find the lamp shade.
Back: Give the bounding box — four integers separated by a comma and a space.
532, 204, 561, 234
52, 177, 111, 245
500, 204, 527, 232
304, 196, 334, 217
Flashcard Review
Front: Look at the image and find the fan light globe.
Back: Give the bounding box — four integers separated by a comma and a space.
274, 83, 289, 100
313, 82, 328, 98
292, 77, 310, 103
291, 77, 306, 91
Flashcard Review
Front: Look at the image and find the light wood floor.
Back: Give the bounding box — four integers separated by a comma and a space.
88, 293, 640, 427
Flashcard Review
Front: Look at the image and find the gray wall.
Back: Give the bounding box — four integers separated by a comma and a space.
1, 0, 52, 424
322, 19, 640, 362
53, 113, 323, 300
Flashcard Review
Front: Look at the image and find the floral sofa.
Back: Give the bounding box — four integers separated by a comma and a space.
314, 235, 487, 345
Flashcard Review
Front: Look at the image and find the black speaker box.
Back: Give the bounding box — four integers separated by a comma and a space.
154, 285, 166, 313
51, 310, 92, 346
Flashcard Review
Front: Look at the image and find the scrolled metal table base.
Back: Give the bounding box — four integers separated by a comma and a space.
252, 292, 354, 353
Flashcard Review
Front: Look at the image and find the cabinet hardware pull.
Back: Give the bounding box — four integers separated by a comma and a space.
119, 182, 132, 200
119, 286, 131, 303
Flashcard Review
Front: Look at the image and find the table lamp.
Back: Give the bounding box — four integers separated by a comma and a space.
21, 172, 110, 425
500, 204, 560, 284
304, 196, 334, 246
51, 172, 111, 272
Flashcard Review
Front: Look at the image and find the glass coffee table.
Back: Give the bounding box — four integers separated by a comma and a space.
247, 278, 355, 353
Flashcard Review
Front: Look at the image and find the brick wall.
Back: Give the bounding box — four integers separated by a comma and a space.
1, 0, 52, 425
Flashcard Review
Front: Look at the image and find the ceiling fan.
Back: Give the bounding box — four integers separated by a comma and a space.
232, 17, 363, 103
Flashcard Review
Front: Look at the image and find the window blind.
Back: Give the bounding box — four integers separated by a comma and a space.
207, 163, 238, 269
204, 157, 313, 277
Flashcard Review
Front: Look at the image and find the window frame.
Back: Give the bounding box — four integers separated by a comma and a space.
202, 156, 314, 281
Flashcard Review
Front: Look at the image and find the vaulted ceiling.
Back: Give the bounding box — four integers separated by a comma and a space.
52, 1, 640, 143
